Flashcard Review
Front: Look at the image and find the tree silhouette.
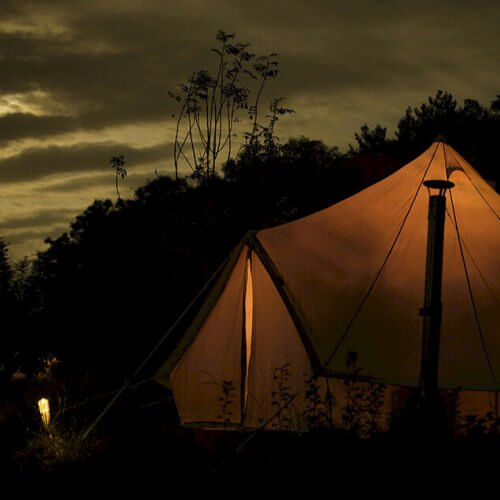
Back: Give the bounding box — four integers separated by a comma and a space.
349, 90, 500, 189
0, 238, 12, 295
109, 155, 127, 200
169, 30, 289, 183
491, 95, 500, 113
0, 238, 17, 374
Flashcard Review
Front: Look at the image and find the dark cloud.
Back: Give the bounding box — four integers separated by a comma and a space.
0, 208, 77, 230
0, 0, 498, 144
0, 113, 76, 144
0, 142, 171, 183
3, 225, 69, 247
0, 8, 211, 142
35, 171, 158, 193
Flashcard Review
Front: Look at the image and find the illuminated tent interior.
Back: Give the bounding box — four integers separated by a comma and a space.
155, 142, 499, 430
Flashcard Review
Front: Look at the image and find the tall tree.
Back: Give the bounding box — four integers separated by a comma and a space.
169, 30, 288, 182
109, 155, 127, 200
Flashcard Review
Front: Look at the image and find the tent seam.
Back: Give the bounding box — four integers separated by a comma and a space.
444, 208, 498, 305
448, 148, 499, 221
448, 187, 497, 384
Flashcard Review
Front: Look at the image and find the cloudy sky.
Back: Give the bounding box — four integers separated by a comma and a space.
1, 0, 499, 260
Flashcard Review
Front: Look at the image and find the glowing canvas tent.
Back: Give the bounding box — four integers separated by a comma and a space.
156, 142, 499, 429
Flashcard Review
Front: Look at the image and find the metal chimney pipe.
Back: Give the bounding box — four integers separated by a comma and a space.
419, 179, 454, 406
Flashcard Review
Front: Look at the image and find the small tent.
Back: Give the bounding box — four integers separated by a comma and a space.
156, 142, 499, 430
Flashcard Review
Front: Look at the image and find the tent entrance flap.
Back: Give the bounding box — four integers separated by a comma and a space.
167, 245, 319, 429
241, 254, 253, 420
168, 247, 248, 426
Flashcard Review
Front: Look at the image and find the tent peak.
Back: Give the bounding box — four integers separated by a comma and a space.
423, 179, 455, 192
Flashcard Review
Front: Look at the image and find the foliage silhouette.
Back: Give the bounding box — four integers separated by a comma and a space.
217, 380, 236, 429
270, 363, 293, 430
109, 155, 127, 201
351, 90, 500, 188
169, 30, 289, 182
303, 371, 331, 430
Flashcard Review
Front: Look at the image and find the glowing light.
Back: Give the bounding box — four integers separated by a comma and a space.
243, 257, 253, 409
38, 398, 51, 429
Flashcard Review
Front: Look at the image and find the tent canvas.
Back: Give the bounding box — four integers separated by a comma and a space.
156, 142, 499, 429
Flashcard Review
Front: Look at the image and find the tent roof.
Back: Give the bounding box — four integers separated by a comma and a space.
256, 142, 499, 389
158, 142, 499, 393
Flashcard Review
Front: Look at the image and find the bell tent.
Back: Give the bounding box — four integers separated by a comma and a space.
156, 141, 499, 430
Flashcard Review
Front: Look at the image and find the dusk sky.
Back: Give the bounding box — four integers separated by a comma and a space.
1, 0, 499, 259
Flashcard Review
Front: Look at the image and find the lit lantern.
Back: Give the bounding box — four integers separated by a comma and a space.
38, 398, 51, 429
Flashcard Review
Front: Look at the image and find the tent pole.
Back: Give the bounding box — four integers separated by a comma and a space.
247, 233, 323, 374
418, 180, 454, 423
